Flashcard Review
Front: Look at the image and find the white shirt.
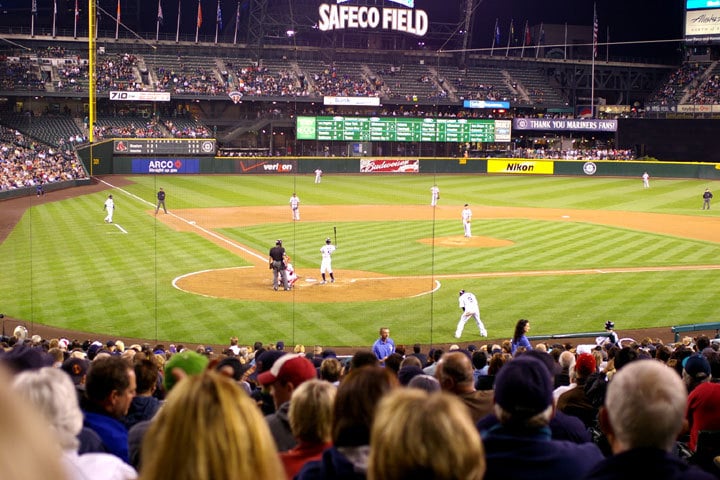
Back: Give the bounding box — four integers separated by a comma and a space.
104, 198, 114, 210
431, 186, 439, 198
315, 169, 322, 177
462, 207, 472, 223
321, 244, 336, 258
459, 291, 479, 314
289, 195, 300, 209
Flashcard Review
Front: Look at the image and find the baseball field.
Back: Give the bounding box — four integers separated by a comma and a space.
2, 173, 720, 348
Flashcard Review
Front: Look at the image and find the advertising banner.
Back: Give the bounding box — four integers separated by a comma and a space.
131, 158, 200, 174
487, 159, 554, 175
359, 159, 419, 173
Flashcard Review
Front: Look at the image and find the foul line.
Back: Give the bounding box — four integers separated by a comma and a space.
96, 178, 267, 262
113, 223, 128, 234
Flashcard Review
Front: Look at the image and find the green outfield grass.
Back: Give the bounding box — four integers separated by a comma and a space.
2, 174, 720, 347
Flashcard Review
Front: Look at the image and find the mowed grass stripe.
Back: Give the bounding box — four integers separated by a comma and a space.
4, 174, 720, 346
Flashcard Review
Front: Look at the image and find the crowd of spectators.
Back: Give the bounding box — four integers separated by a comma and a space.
310, 64, 378, 97
1, 323, 719, 479
95, 53, 142, 93
93, 119, 165, 139
511, 147, 636, 160
229, 63, 309, 97
0, 126, 87, 191
648, 63, 706, 106
155, 64, 226, 96
686, 73, 720, 105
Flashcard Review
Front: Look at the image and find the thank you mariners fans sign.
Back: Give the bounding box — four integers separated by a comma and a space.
318, 0, 428, 36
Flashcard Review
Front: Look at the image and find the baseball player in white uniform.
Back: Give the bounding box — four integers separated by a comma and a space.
642, 171, 650, 188
103, 194, 115, 223
461, 204, 472, 237
289, 193, 300, 221
430, 185, 440, 207
320, 238, 336, 284
315, 169, 323, 184
455, 289, 487, 339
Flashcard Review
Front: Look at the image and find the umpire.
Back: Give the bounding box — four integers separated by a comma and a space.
269, 240, 290, 291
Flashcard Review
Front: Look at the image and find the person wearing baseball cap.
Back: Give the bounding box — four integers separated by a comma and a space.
269, 239, 290, 291
258, 353, 317, 452
481, 356, 604, 479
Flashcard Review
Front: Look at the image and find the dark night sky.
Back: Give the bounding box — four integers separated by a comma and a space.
0, 0, 687, 61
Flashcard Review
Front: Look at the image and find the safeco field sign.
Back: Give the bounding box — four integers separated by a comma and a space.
318, 0, 428, 36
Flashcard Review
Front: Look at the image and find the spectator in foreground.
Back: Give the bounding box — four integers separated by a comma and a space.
280, 379, 336, 480
584, 359, 716, 480
81, 355, 136, 464
0, 366, 67, 480
369, 388, 485, 480
139, 371, 284, 479
480, 356, 604, 479
258, 353, 318, 453
296, 366, 399, 480
435, 351, 493, 422
13, 367, 137, 479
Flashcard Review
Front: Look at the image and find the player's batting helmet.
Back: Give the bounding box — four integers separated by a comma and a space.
326, 238, 331, 243
459, 289, 465, 296
605, 321, 615, 330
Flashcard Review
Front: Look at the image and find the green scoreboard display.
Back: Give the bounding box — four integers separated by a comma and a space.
296, 116, 512, 143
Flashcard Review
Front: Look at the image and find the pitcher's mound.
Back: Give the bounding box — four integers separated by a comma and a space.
418, 236, 514, 248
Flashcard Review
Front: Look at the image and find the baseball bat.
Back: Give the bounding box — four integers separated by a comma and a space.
334, 226, 337, 247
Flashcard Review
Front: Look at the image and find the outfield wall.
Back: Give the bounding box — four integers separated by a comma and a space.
99, 156, 720, 180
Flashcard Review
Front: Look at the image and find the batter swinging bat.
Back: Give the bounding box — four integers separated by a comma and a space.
334, 226, 337, 247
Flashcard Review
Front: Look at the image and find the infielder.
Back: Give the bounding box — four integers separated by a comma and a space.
103, 194, 115, 223
462, 203, 472, 237
320, 238, 336, 284
290, 193, 300, 221
430, 184, 440, 207
455, 289, 487, 339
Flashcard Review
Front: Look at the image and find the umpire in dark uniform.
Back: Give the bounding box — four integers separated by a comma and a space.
269, 240, 290, 291
155, 187, 167, 214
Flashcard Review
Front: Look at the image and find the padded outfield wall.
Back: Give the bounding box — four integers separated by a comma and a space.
84, 154, 720, 180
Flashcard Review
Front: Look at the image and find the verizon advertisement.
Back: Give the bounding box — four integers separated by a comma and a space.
685, 8, 720, 36
235, 160, 297, 174
360, 159, 419, 173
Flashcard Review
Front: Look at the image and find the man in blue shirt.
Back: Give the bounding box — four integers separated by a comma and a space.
372, 327, 395, 365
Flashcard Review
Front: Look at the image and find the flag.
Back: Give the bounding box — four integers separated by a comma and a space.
31, 0, 37, 15
158, 0, 164, 24
524, 23, 531, 46
197, 0, 203, 28
75, 0, 79, 18
593, 2, 598, 58
539, 23, 545, 44
509, 20, 514, 44
494, 21, 500, 45
117, 0, 121, 23
54, 0, 57, 15
217, 1, 222, 30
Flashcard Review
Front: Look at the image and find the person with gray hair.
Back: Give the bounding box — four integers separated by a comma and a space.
12, 367, 137, 479
583, 359, 716, 479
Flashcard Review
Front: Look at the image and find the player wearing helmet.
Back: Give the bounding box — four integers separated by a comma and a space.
455, 289, 487, 339
319, 238, 336, 285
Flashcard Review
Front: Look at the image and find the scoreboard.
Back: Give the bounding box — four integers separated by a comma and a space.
296, 116, 512, 143
113, 139, 217, 155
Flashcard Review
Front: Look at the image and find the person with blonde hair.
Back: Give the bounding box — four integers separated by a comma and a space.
280, 379, 336, 479
369, 389, 485, 480
139, 370, 284, 480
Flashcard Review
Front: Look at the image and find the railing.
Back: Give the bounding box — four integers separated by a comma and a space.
671, 323, 720, 342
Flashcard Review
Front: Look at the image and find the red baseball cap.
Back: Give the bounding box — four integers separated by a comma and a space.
257, 353, 317, 386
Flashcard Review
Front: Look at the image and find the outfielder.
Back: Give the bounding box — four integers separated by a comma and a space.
320, 238, 336, 284
461, 203, 472, 237
290, 193, 300, 221
430, 184, 440, 207
455, 289, 487, 339
103, 194, 115, 223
